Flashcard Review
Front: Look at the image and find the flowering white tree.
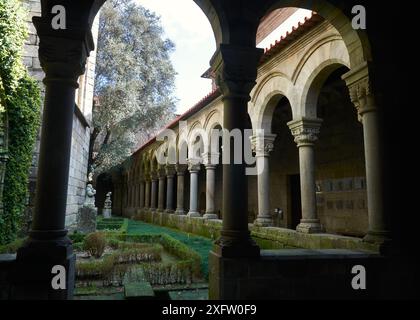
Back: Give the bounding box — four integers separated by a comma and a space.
90, 0, 177, 174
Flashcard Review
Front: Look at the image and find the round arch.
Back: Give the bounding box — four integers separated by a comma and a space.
251, 73, 296, 133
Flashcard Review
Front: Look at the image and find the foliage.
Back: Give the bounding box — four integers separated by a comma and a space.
0, 0, 41, 245
70, 231, 86, 244
96, 217, 128, 233
91, 0, 177, 174
127, 220, 212, 278
0, 237, 25, 254
83, 232, 107, 258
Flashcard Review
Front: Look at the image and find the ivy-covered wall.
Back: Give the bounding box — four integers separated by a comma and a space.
0, 0, 41, 244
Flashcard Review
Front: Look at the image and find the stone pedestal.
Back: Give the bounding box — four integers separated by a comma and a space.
76, 206, 97, 233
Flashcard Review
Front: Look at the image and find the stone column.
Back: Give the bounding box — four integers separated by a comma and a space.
203, 153, 219, 219
211, 45, 263, 258
288, 118, 324, 234
175, 164, 187, 215
165, 165, 176, 213
344, 67, 390, 244
251, 134, 276, 227
187, 159, 201, 217
144, 177, 151, 209
150, 172, 158, 212
139, 179, 145, 209
157, 166, 166, 212
14, 18, 95, 299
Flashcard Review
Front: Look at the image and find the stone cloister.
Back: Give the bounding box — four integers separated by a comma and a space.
111, 12, 382, 242
1, 0, 416, 300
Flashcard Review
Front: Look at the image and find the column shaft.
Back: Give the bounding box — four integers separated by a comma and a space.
204, 165, 217, 219
188, 166, 200, 217
150, 178, 158, 211
166, 175, 175, 213
175, 166, 186, 215
158, 176, 165, 212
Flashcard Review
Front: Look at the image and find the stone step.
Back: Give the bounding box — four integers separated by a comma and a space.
124, 281, 155, 300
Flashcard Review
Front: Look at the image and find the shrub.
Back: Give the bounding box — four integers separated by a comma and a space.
83, 232, 106, 258
69, 231, 86, 244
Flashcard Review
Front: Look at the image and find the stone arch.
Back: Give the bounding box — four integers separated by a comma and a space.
291, 33, 350, 117
188, 121, 207, 159
204, 110, 223, 154
251, 72, 296, 133
176, 134, 189, 165
259, 0, 371, 68
299, 59, 350, 118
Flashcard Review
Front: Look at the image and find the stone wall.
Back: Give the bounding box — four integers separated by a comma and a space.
133, 211, 379, 252
22, 0, 99, 228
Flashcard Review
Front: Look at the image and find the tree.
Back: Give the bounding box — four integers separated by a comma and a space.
91, 0, 177, 174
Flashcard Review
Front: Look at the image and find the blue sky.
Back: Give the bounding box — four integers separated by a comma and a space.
136, 1, 312, 115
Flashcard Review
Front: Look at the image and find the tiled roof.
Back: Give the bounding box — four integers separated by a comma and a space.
133, 12, 323, 156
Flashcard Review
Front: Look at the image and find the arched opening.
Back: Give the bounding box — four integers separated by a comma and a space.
313, 66, 367, 237
95, 172, 114, 215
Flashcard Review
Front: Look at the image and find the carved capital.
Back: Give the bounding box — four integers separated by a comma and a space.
288, 118, 323, 147
250, 134, 277, 157
33, 17, 95, 87
211, 44, 264, 100
342, 62, 377, 121
187, 158, 202, 173
175, 164, 188, 175
202, 152, 220, 167
165, 164, 176, 178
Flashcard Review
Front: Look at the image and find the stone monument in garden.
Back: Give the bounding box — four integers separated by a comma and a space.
103, 192, 112, 219
76, 183, 98, 234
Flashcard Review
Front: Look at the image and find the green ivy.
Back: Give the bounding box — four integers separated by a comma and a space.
0, 0, 41, 244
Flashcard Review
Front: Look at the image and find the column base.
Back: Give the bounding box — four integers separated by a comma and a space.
187, 211, 201, 218
363, 230, 392, 245
213, 230, 260, 258
175, 209, 186, 215
165, 209, 175, 214
254, 216, 273, 227
12, 232, 75, 300
203, 213, 218, 220
296, 220, 324, 234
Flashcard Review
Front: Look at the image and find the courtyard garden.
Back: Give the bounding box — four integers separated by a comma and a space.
73, 217, 212, 300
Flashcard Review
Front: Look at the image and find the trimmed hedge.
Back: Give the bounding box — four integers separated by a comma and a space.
0, 0, 41, 244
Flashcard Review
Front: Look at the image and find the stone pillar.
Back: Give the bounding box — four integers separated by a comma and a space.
203, 153, 219, 219
139, 179, 145, 209
251, 134, 276, 227
157, 166, 166, 212
150, 172, 158, 212
14, 17, 95, 299
344, 66, 390, 244
175, 164, 187, 215
187, 159, 201, 217
165, 165, 176, 213
288, 118, 324, 234
144, 177, 151, 209
211, 44, 263, 258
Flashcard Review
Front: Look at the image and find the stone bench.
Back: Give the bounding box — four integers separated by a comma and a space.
124, 281, 155, 300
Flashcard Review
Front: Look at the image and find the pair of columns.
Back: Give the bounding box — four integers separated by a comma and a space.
252, 67, 389, 242
252, 119, 324, 234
